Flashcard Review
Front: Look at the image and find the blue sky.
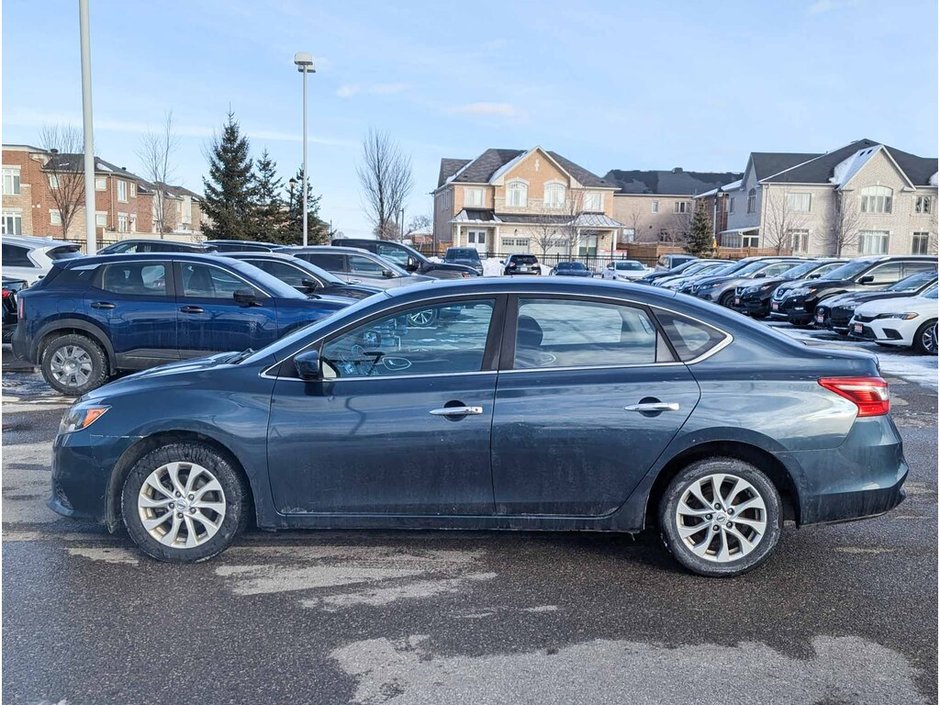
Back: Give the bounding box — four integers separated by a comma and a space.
3, 0, 937, 237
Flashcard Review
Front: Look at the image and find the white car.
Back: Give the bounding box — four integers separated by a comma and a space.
849, 286, 938, 354
2, 235, 83, 284
603, 259, 650, 282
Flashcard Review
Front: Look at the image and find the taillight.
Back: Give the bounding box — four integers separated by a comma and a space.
1, 289, 10, 298
818, 376, 889, 417
17, 297, 24, 319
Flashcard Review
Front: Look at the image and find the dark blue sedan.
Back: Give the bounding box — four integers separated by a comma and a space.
49, 278, 907, 576
13, 253, 353, 395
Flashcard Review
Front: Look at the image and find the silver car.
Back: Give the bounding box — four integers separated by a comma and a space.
277, 245, 434, 289
2, 234, 83, 284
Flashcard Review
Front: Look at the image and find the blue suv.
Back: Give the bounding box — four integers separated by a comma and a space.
12, 253, 354, 395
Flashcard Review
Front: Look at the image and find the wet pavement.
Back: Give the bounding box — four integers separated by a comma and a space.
2, 351, 937, 704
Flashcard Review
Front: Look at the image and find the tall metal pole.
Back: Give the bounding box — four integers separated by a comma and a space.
79, 0, 96, 254
301, 67, 308, 247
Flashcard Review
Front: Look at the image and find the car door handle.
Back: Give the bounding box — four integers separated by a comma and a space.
624, 402, 680, 413
180, 306, 205, 314
429, 406, 483, 417
90, 301, 115, 310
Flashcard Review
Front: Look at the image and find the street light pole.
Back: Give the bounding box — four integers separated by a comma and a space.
294, 52, 315, 246
79, 0, 96, 254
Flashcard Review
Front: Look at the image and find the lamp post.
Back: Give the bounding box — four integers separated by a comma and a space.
79, 0, 96, 254
294, 52, 315, 246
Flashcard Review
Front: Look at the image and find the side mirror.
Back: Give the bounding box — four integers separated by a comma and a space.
294, 349, 322, 381
499, 260, 505, 265
808, 273, 821, 279
233, 288, 257, 306
753, 272, 767, 279
405, 257, 418, 272
858, 274, 874, 284
301, 277, 321, 292
382, 269, 395, 279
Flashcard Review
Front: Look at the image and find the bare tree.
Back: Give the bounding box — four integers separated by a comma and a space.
357, 129, 413, 239
662, 207, 692, 245
622, 204, 644, 243
762, 188, 809, 254
138, 111, 179, 236
820, 190, 863, 256
39, 125, 86, 238
405, 214, 431, 235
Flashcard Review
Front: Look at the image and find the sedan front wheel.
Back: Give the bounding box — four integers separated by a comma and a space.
659, 458, 782, 577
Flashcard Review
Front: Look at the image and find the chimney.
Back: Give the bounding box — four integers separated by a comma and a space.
672, 167, 682, 173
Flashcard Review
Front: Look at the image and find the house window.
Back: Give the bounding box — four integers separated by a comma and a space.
912, 231, 931, 254
467, 230, 486, 246
673, 201, 689, 214
915, 196, 932, 214
129, 182, 137, 198
506, 181, 527, 208
787, 229, 810, 253
860, 186, 892, 214
48, 174, 59, 189
464, 187, 484, 207
746, 188, 756, 214
622, 228, 636, 243
2, 167, 21, 195
583, 191, 602, 211
728, 196, 735, 214
651, 200, 659, 213
117, 213, 130, 233
544, 183, 565, 208
130, 214, 137, 233
858, 230, 890, 255
117, 180, 128, 202
786, 192, 812, 212
50, 210, 62, 226
95, 212, 108, 227
742, 233, 759, 248
95, 177, 107, 191
1, 211, 22, 235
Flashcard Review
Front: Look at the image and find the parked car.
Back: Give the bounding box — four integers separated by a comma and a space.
337, 238, 479, 278
849, 285, 938, 354
97, 239, 216, 255
278, 246, 435, 289
635, 257, 704, 285
222, 252, 381, 299
771, 256, 938, 326
602, 259, 650, 281
503, 253, 540, 275
204, 240, 280, 252
655, 253, 697, 271
2, 235, 83, 284
2, 276, 27, 343
12, 253, 354, 396
689, 258, 805, 307
733, 259, 847, 318
656, 260, 732, 290
674, 257, 770, 294
443, 247, 484, 275
551, 261, 593, 277
815, 269, 938, 334
48, 277, 907, 577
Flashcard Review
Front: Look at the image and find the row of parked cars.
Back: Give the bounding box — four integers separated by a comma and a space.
635, 253, 938, 355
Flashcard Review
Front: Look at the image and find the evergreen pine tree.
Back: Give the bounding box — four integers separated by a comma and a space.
685, 201, 714, 256
202, 112, 255, 239
282, 166, 329, 245
252, 149, 286, 241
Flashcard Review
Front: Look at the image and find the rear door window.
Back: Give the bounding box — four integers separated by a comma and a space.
100, 262, 168, 296
301, 253, 345, 272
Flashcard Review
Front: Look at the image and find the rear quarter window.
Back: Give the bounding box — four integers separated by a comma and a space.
655, 310, 729, 362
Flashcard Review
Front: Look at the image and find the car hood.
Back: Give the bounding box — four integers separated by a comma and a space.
827, 290, 917, 307
854, 295, 937, 316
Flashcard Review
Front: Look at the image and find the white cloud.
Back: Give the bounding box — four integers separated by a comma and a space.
446, 102, 519, 119
336, 82, 408, 99
337, 84, 361, 98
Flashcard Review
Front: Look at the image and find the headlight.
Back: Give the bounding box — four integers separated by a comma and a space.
58, 405, 109, 434
875, 312, 919, 320
697, 282, 719, 291
789, 287, 815, 297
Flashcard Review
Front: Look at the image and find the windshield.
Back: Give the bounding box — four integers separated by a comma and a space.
923, 286, 938, 299
447, 249, 480, 261
779, 261, 823, 279
559, 262, 586, 270
615, 261, 644, 270
823, 259, 873, 280
886, 270, 937, 292
734, 260, 787, 276
512, 255, 538, 264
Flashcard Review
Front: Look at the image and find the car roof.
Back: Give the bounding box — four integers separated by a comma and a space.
3, 234, 79, 249
204, 239, 274, 246
103, 238, 206, 247
283, 245, 372, 255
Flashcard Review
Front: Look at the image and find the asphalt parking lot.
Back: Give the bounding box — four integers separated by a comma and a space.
2, 333, 937, 705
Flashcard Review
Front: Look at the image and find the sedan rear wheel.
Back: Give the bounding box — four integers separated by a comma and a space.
913, 320, 938, 355
122, 442, 249, 562
660, 458, 782, 577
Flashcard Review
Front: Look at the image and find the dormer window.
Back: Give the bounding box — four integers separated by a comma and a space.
544, 183, 565, 208
507, 180, 528, 208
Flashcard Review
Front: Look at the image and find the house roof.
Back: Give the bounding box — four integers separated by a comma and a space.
604, 168, 743, 196
43, 153, 148, 182
437, 147, 614, 188
761, 138, 937, 186
749, 152, 822, 181
452, 209, 501, 223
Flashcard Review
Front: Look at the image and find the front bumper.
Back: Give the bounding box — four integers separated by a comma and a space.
770, 295, 814, 324
738, 292, 772, 316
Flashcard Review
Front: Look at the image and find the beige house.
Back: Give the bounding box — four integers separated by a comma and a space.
718, 139, 938, 256
433, 147, 622, 257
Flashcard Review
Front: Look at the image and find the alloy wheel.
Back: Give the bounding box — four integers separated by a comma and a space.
923, 322, 937, 354
48, 345, 93, 389
674, 473, 767, 563
137, 461, 227, 548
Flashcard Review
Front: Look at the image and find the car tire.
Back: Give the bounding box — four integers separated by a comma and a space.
659, 457, 782, 578
718, 292, 735, 308
913, 319, 938, 355
40, 333, 110, 396
121, 441, 250, 563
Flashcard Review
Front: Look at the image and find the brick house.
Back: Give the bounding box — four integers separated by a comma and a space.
433, 147, 623, 257
716, 139, 938, 256
604, 168, 742, 245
